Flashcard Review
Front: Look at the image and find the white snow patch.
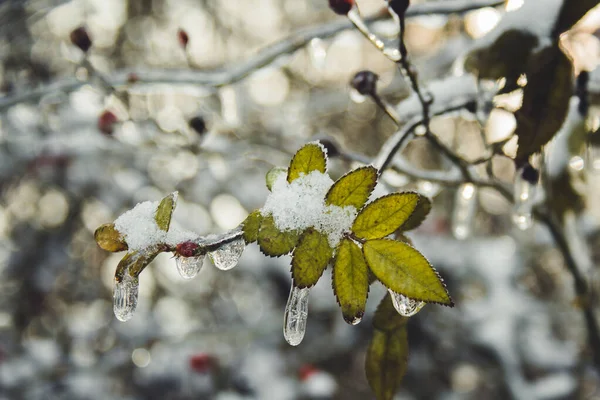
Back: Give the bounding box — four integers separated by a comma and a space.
261, 171, 357, 248
114, 194, 199, 251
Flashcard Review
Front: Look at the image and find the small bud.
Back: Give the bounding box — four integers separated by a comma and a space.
70, 27, 92, 53
188, 116, 207, 135
98, 111, 118, 135
388, 0, 410, 17
521, 163, 539, 185
176, 241, 200, 257
351, 70, 379, 96
189, 353, 214, 374
178, 28, 189, 49
329, 0, 354, 15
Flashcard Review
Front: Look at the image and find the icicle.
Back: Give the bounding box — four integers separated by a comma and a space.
452, 183, 477, 240
512, 168, 536, 230
283, 284, 310, 346
208, 238, 245, 271
347, 8, 401, 62
349, 315, 362, 325
587, 144, 600, 175
113, 273, 139, 322
389, 290, 425, 317
176, 255, 205, 279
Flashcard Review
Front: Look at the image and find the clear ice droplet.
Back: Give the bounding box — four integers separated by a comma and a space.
587, 143, 600, 175
176, 255, 205, 279
349, 88, 366, 104
389, 290, 425, 317
452, 183, 477, 240
209, 238, 245, 271
283, 284, 310, 346
114, 273, 139, 322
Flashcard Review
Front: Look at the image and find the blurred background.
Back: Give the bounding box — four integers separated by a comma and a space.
1, 0, 600, 399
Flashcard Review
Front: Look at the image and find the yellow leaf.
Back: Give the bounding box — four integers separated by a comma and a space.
155, 192, 177, 232
94, 223, 128, 252
326, 166, 378, 209
397, 194, 431, 232
287, 143, 327, 183
242, 210, 263, 244
115, 250, 159, 282
258, 215, 300, 257
363, 239, 453, 306
332, 238, 369, 324
365, 327, 409, 400
291, 228, 333, 288
352, 193, 419, 240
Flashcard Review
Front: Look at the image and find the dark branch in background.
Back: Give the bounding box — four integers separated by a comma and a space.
0, 0, 503, 111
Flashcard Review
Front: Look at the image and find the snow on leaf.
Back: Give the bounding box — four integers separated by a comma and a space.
291, 228, 333, 288
258, 215, 300, 257
332, 238, 369, 325
325, 166, 377, 209
94, 223, 128, 252
352, 193, 419, 240
363, 239, 453, 306
287, 142, 327, 183
266, 167, 287, 191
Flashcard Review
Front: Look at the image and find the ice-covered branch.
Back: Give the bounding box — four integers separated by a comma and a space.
0, 0, 502, 111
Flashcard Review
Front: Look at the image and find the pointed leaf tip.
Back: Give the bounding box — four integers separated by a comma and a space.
291, 228, 333, 288
398, 193, 432, 232
155, 192, 178, 232
363, 239, 452, 306
287, 143, 327, 183
352, 192, 420, 240
95, 223, 128, 252
326, 166, 378, 209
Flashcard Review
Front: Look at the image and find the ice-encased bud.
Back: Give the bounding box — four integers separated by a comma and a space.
176, 255, 206, 279
114, 273, 139, 322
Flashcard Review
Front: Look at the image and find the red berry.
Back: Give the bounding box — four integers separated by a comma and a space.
298, 364, 318, 381
70, 27, 92, 53
189, 353, 214, 374
127, 73, 139, 84
329, 0, 354, 15
176, 241, 199, 257
178, 29, 189, 48
97, 111, 118, 135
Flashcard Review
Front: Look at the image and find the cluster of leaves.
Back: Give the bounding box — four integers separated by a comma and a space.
243, 143, 453, 326
94, 192, 177, 282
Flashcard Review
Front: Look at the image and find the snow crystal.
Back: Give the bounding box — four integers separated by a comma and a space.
261, 171, 357, 248
114, 194, 199, 251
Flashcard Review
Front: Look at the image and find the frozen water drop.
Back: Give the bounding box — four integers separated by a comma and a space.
176, 255, 205, 279
452, 183, 477, 240
209, 238, 245, 271
350, 315, 362, 325
389, 290, 425, 317
113, 274, 139, 322
512, 167, 537, 231
349, 88, 366, 104
283, 284, 310, 346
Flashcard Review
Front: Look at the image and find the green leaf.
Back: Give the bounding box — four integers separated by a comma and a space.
332, 238, 369, 324
515, 47, 572, 164
352, 193, 419, 240
372, 293, 409, 332
94, 223, 128, 252
115, 250, 159, 282
291, 228, 333, 288
363, 239, 453, 306
257, 215, 300, 257
397, 194, 431, 232
242, 210, 263, 244
155, 192, 177, 232
326, 166, 377, 209
266, 167, 287, 191
287, 143, 327, 183
365, 328, 409, 400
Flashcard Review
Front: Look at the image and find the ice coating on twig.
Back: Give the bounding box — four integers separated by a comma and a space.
114, 273, 139, 321
512, 170, 535, 230
283, 285, 310, 346
389, 290, 425, 317
209, 237, 245, 271
262, 171, 357, 248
